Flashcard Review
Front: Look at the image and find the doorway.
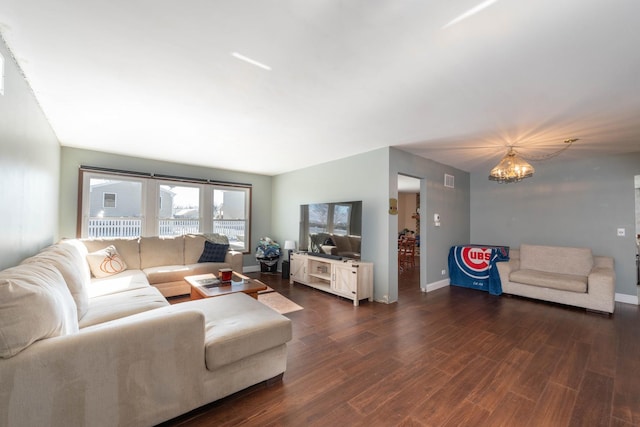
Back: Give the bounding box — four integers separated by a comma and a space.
397, 174, 422, 292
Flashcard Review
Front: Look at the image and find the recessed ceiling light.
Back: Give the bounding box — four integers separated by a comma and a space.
231, 52, 272, 71
442, 0, 499, 29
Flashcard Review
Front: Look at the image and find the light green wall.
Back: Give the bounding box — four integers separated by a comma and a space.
389, 147, 471, 290
59, 147, 273, 268
272, 147, 471, 303
0, 36, 60, 270
470, 152, 640, 298
272, 148, 391, 300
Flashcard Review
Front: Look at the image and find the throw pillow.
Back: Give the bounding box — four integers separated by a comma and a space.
198, 241, 229, 263
86, 245, 128, 278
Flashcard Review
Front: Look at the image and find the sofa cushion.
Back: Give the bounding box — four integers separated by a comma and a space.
519, 244, 593, 277
79, 286, 169, 328
198, 241, 229, 263
21, 242, 91, 320
179, 293, 292, 370
184, 234, 207, 264
86, 270, 150, 298
0, 263, 79, 358
81, 238, 141, 270
510, 269, 588, 293
144, 265, 192, 285
86, 245, 128, 278
140, 236, 184, 269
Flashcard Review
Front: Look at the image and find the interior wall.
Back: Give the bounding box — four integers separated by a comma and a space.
59, 147, 273, 268
390, 148, 471, 292
272, 147, 470, 303
0, 36, 60, 270
271, 148, 391, 301
390, 148, 470, 289
470, 152, 640, 299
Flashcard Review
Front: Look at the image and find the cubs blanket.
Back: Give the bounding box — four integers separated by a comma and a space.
448, 245, 509, 295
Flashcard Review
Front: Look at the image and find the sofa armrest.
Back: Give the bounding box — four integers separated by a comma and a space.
588, 265, 615, 295
225, 250, 243, 273
0, 308, 206, 427
496, 258, 519, 283
589, 256, 615, 295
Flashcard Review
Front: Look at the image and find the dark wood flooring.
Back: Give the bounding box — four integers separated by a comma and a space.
162, 265, 640, 426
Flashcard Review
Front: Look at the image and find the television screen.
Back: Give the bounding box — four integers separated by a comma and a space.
299, 201, 362, 260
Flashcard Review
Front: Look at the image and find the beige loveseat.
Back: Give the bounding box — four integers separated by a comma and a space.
0, 238, 292, 427
496, 244, 615, 313
81, 234, 244, 297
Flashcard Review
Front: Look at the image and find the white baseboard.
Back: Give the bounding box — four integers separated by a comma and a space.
243, 265, 261, 273
423, 279, 450, 293
421, 282, 639, 306
615, 292, 639, 305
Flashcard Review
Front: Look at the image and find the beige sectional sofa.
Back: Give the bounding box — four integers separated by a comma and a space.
496, 244, 615, 313
0, 237, 292, 427
81, 234, 244, 297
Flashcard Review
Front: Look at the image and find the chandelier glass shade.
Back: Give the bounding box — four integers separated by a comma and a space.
488, 148, 535, 184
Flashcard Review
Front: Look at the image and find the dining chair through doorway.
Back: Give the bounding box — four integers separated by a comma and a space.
398, 237, 416, 272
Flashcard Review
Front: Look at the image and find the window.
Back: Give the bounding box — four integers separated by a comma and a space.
159, 183, 200, 237
212, 186, 250, 252
79, 168, 252, 252
103, 192, 117, 208
83, 176, 143, 238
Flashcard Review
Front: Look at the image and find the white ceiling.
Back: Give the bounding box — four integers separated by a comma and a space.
2, 1, 640, 176
398, 174, 420, 193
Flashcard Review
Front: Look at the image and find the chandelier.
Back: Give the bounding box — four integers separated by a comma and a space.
488, 139, 578, 184
488, 148, 534, 183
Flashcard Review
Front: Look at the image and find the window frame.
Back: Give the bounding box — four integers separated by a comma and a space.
78, 168, 252, 253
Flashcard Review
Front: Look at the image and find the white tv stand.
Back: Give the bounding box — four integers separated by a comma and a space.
289, 252, 373, 306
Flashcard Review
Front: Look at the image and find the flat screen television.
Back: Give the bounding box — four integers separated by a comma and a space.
299, 201, 362, 260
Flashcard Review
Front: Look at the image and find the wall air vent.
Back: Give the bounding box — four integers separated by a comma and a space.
444, 174, 455, 188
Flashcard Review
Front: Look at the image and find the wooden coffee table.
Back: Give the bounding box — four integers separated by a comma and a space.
185, 271, 267, 300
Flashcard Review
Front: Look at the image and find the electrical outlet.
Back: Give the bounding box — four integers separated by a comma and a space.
617, 228, 625, 237
441, 269, 446, 276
